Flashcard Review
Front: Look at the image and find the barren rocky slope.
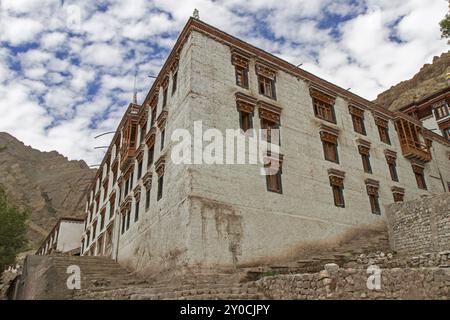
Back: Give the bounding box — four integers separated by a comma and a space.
0, 132, 94, 248
374, 51, 449, 111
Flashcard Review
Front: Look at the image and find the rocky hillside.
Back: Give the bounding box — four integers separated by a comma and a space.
0, 132, 94, 248
374, 51, 450, 111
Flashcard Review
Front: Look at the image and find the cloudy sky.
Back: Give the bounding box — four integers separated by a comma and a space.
0, 0, 448, 166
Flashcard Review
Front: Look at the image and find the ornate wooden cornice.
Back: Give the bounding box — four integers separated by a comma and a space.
145, 126, 157, 146
235, 92, 257, 113
170, 53, 180, 72
365, 178, 380, 195
411, 161, 425, 173
161, 75, 169, 89
258, 100, 281, 123
231, 48, 251, 69
157, 109, 168, 129
319, 124, 339, 143
349, 104, 365, 118
391, 186, 405, 202
328, 168, 345, 187
373, 112, 390, 127
309, 86, 336, 105
356, 138, 371, 148
155, 155, 166, 177
384, 149, 397, 164
133, 185, 141, 201
120, 194, 132, 212
255, 61, 277, 80
142, 172, 153, 189
136, 145, 144, 161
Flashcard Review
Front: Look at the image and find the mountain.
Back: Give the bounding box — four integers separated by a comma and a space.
0, 132, 94, 248
374, 51, 450, 111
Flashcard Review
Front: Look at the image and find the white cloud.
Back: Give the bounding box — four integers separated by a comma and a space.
0, 0, 447, 165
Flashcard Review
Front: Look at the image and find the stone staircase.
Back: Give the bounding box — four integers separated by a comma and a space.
73, 228, 391, 300
14, 227, 392, 299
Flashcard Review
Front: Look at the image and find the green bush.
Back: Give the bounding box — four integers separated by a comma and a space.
0, 185, 28, 272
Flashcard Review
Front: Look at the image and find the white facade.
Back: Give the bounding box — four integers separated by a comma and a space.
37, 218, 84, 255
81, 19, 450, 274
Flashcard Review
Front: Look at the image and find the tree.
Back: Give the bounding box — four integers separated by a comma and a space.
0, 185, 28, 272
440, 13, 450, 43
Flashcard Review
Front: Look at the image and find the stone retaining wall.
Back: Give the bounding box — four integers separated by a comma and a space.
255, 265, 450, 299
386, 193, 450, 255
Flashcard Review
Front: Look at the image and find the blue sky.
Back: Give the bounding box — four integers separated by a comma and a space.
0, 0, 448, 166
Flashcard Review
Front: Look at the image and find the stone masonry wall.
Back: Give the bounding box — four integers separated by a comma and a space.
255, 265, 450, 299
386, 193, 450, 255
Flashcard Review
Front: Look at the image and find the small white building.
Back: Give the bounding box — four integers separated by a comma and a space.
36, 218, 84, 255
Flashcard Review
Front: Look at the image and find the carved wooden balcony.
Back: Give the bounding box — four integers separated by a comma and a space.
394, 113, 432, 162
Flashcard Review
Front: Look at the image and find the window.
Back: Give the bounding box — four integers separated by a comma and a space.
375, 118, 391, 145
145, 188, 151, 210
92, 221, 97, 239
157, 175, 164, 201
124, 178, 129, 196
137, 160, 143, 180
140, 122, 147, 143
261, 118, 280, 145
442, 127, 450, 139
121, 214, 126, 234
388, 162, 398, 182
232, 51, 250, 89
413, 164, 427, 190
129, 172, 134, 191
235, 66, 248, 88
134, 201, 139, 222
126, 210, 131, 231
361, 154, 372, 174
392, 187, 405, 202
328, 170, 345, 208
369, 194, 381, 214
349, 106, 366, 135
322, 140, 339, 163
100, 210, 105, 230
109, 196, 115, 217
358, 145, 372, 174
147, 146, 154, 168
172, 71, 178, 95
311, 89, 336, 123
239, 111, 253, 131
151, 107, 157, 127
365, 180, 381, 215
434, 102, 449, 120
258, 75, 276, 99
236, 93, 256, 133
160, 129, 165, 151
162, 87, 168, 108
86, 232, 90, 246
266, 172, 282, 193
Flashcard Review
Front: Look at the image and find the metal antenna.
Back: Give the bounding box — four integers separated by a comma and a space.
94, 131, 116, 139
133, 66, 138, 104
296, 63, 303, 68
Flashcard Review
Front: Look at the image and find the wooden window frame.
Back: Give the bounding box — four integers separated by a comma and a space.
358, 143, 372, 174
392, 186, 405, 203
137, 160, 143, 180
365, 179, 381, 215
157, 175, 164, 201
235, 66, 249, 89
150, 106, 157, 127
412, 163, 427, 190
231, 50, 250, 89
328, 169, 345, 208
264, 153, 283, 194
375, 117, 391, 145
171, 71, 178, 95
147, 145, 154, 168
134, 200, 140, 222
145, 188, 151, 210
256, 62, 277, 100
349, 105, 366, 135
433, 101, 449, 120
311, 88, 336, 124
160, 129, 165, 151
